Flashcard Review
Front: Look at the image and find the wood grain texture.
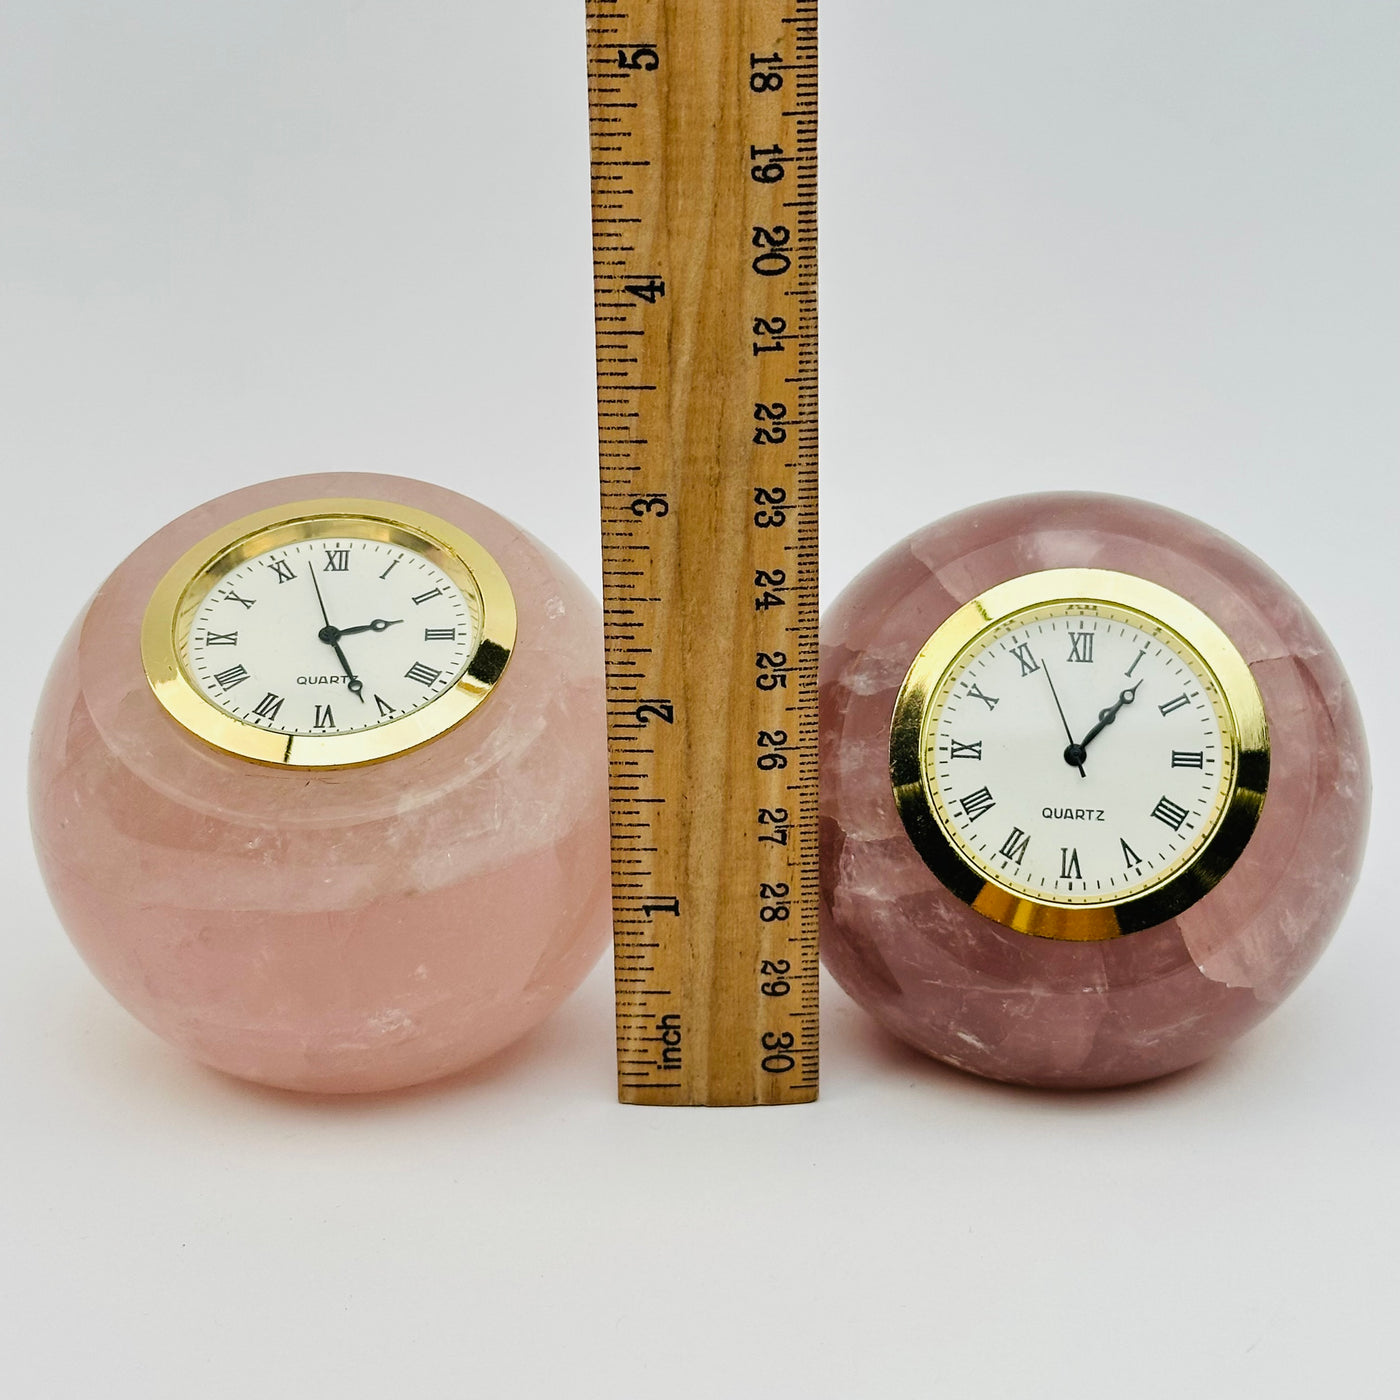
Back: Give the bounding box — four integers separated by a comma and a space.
586, 0, 818, 1104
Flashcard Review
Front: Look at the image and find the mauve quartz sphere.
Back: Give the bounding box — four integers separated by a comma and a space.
30, 473, 611, 1093
821, 493, 1369, 1089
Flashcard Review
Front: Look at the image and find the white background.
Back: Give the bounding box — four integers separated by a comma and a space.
2, 3, 1396, 1397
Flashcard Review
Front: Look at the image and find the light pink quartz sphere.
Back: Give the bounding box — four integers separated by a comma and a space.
31, 473, 611, 1093
821, 493, 1369, 1089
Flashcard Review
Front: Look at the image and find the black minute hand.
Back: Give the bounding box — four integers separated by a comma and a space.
1044, 664, 1086, 776
327, 638, 365, 701
309, 566, 334, 630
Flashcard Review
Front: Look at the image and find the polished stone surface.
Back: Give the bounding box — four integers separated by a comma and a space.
821, 493, 1369, 1088
31, 473, 611, 1093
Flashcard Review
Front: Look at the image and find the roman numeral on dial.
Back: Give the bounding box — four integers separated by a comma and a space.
323, 549, 350, 572
266, 560, 296, 584
204, 631, 238, 646
1060, 847, 1082, 880
1067, 630, 1094, 663
404, 661, 443, 687
412, 587, 444, 605
313, 704, 335, 729
965, 683, 999, 712
374, 695, 395, 718
955, 786, 996, 823
949, 738, 982, 760
999, 827, 1030, 864
1171, 750, 1205, 768
253, 692, 285, 722
1151, 795, 1191, 831
224, 590, 256, 610
1011, 642, 1039, 677
1120, 837, 1142, 867
1159, 694, 1191, 716
424, 628, 456, 642
213, 664, 249, 690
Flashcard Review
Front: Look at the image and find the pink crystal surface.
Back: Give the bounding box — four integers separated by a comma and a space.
821, 493, 1369, 1088
30, 473, 611, 1093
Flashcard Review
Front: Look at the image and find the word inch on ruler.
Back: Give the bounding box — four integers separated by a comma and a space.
586, 0, 819, 1106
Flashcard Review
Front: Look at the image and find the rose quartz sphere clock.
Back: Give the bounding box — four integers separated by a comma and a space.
30, 473, 611, 1093
821, 493, 1369, 1089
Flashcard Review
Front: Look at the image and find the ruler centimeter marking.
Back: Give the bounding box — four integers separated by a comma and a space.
585, 0, 819, 1105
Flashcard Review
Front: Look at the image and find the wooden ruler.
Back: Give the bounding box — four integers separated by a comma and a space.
585, 0, 819, 1105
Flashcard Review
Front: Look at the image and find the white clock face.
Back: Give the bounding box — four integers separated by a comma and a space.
185, 536, 483, 737
922, 604, 1237, 906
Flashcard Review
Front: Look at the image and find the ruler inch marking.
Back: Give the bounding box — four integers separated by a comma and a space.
587, 0, 818, 1106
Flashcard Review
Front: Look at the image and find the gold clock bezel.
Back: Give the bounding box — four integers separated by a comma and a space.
141, 497, 518, 768
889, 568, 1270, 941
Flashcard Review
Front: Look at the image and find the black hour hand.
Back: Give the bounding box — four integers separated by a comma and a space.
1077, 682, 1143, 752
336, 618, 403, 638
